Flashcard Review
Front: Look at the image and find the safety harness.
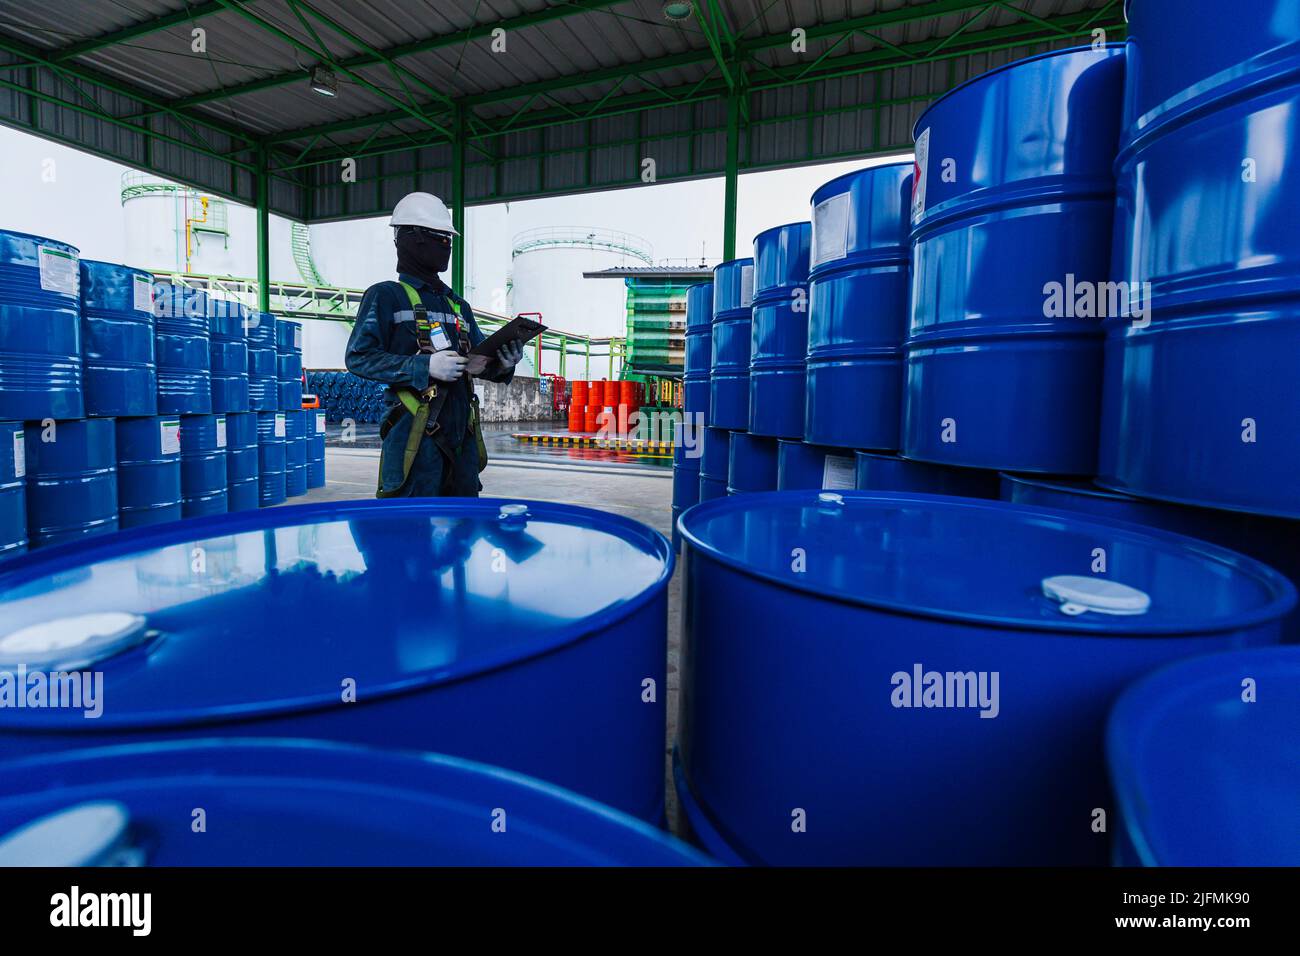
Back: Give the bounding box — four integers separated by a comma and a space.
375, 281, 488, 498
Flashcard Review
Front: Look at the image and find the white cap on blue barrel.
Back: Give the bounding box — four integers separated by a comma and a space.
1042, 575, 1151, 617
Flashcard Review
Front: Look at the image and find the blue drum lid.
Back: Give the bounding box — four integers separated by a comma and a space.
1106, 647, 1300, 866
0, 499, 671, 731
677, 491, 1295, 635
0, 739, 711, 866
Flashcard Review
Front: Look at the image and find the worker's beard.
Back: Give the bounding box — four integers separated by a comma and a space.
395, 229, 452, 283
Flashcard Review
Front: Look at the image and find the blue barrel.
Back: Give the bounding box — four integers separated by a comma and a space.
805, 163, 913, 450
903, 46, 1125, 474
1108, 647, 1300, 866
775, 439, 856, 491
79, 260, 156, 417
0, 498, 675, 823
727, 432, 778, 495
247, 345, 278, 411
209, 299, 249, 413
698, 426, 731, 502
179, 414, 228, 518
115, 416, 182, 529
675, 490, 1295, 865
749, 222, 811, 439
683, 282, 713, 423
1100, 3, 1300, 518
855, 451, 999, 498
24, 418, 117, 548
708, 259, 754, 429
225, 411, 260, 512
257, 410, 287, 507
0, 422, 26, 558
246, 310, 277, 411
0, 231, 82, 420
1000, 473, 1300, 641
277, 319, 303, 411
153, 283, 212, 415
0, 740, 709, 867
307, 410, 326, 489
670, 420, 700, 552
285, 409, 308, 498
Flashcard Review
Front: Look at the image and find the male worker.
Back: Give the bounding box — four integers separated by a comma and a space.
346, 192, 523, 497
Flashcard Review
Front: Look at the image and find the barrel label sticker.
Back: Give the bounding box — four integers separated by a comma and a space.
12, 431, 24, 479
132, 274, 154, 313
822, 455, 856, 490
37, 246, 78, 296
911, 128, 930, 223
274, 413, 286, 438
160, 421, 181, 455
315, 412, 326, 434
812, 193, 849, 266
740, 263, 754, 308
216, 417, 227, 449
293, 325, 303, 350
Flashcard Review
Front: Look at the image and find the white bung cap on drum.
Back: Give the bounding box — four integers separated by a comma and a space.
0, 611, 149, 670
0, 802, 139, 867
1042, 575, 1151, 617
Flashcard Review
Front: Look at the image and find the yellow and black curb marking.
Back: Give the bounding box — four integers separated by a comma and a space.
512, 432, 674, 455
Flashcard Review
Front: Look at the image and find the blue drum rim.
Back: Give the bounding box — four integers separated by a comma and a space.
677, 490, 1297, 636
0, 230, 79, 254
671, 743, 749, 866
809, 158, 914, 208
1000, 472, 1136, 504
0, 736, 714, 865
0, 498, 674, 730
911, 42, 1124, 142
1104, 646, 1300, 867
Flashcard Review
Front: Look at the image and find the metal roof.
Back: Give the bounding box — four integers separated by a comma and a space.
0, 0, 1126, 224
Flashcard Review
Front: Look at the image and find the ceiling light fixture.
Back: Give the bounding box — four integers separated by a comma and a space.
662, 2, 693, 21
309, 65, 338, 97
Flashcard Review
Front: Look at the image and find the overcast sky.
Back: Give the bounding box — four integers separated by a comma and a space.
0, 123, 911, 307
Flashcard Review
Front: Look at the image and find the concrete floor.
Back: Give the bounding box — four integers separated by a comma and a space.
293, 427, 687, 831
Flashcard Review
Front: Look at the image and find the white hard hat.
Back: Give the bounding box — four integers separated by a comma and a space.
390, 192, 459, 236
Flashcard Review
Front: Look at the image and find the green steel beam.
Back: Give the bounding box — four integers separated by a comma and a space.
171, 0, 627, 109
722, 89, 740, 261
256, 144, 270, 312
692, 1, 736, 91
46, 1, 231, 62
451, 106, 466, 297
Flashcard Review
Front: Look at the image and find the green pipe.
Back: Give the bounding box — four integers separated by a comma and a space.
722, 90, 740, 261
451, 107, 466, 297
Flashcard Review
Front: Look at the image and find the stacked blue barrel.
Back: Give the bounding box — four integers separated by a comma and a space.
285, 407, 308, 498
225, 411, 260, 512
674, 8, 1300, 868
257, 410, 287, 507
309, 369, 387, 424
277, 319, 303, 411
209, 300, 249, 414
246, 310, 277, 412
308, 410, 326, 489
670, 282, 713, 547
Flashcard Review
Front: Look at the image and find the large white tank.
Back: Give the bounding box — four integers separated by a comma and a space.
121, 171, 246, 276
508, 228, 652, 376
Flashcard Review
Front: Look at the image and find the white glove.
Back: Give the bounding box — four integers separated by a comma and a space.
428, 349, 468, 383
497, 340, 524, 368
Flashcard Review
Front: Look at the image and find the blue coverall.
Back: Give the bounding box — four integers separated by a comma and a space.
345, 272, 514, 496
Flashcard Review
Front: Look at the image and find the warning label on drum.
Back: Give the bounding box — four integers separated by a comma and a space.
739, 263, 754, 308
38, 246, 78, 295
315, 413, 326, 434
12, 431, 24, 479
160, 420, 181, 455
812, 192, 849, 267
216, 417, 227, 449
133, 273, 154, 312
911, 128, 930, 223
822, 455, 856, 490
274, 413, 286, 438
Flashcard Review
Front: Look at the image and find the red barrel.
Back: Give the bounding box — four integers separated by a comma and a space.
568, 405, 585, 432
584, 407, 599, 432
617, 404, 632, 435
571, 381, 588, 407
